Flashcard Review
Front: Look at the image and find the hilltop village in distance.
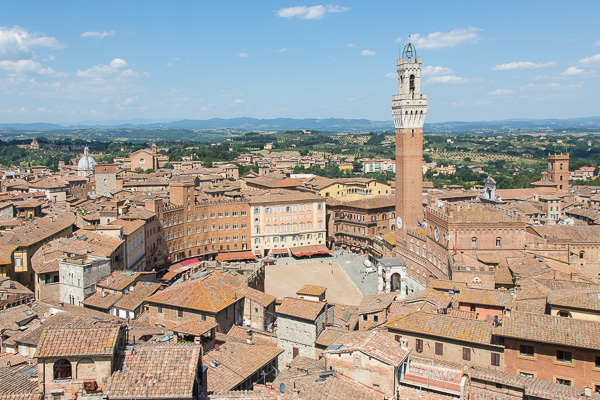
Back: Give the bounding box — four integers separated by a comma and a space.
2, 43, 600, 400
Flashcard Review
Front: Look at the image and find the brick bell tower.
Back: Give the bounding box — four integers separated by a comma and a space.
392, 41, 427, 240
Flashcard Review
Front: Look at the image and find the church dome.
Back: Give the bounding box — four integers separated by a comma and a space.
78, 146, 96, 171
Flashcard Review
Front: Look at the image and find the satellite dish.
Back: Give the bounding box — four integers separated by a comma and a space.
279, 383, 286, 393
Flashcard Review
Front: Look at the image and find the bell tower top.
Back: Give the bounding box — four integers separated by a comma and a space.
391, 41, 427, 130
402, 42, 417, 60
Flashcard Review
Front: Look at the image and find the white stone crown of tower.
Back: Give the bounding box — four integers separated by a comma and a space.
391, 42, 428, 129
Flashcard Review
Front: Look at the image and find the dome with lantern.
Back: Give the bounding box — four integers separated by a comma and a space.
77, 146, 96, 177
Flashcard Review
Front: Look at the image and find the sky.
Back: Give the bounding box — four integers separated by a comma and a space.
0, 1, 599, 124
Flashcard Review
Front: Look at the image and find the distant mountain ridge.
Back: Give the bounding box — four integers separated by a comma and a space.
1, 116, 600, 133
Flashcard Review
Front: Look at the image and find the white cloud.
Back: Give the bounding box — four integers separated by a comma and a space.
277, 47, 286, 52
411, 27, 481, 50
0, 25, 64, 58
346, 43, 356, 48
166, 57, 180, 67
81, 30, 114, 39
520, 82, 582, 91
493, 61, 556, 71
384, 72, 396, 79
488, 88, 513, 96
394, 37, 402, 44
360, 49, 376, 56
422, 65, 453, 76
425, 75, 468, 84
595, 39, 600, 46
0, 59, 58, 76
237, 52, 250, 58
579, 53, 600, 65
276, 4, 350, 20
233, 98, 243, 104
560, 66, 585, 76
76, 58, 135, 79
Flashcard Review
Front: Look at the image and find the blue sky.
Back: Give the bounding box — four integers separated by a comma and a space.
0, 1, 599, 124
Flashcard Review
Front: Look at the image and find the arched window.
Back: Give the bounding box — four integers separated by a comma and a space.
409, 74, 415, 92
496, 237, 502, 247
54, 359, 72, 380
579, 251, 585, 259
471, 237, 477, 248
558, 310, 572, 318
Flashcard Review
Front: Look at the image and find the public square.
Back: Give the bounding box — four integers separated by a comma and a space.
264, 250, 378, 306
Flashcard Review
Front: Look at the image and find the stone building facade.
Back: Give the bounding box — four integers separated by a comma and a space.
276, 297, 334, 366
248, 190, 326, 257
328, 195, 396, 262
59, 256, 111, 306
94, 164, 117, 198
160, 181, 251, 262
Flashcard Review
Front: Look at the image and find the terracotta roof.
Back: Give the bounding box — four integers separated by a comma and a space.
402, 288, 452, 308
113, 281, 161, 311
235, 285, 275, 308
172, 320, 219, 336
0, 353, 29, 368
341, 195, 395, 210
146, 274, 239, 313
82, 290, 122, 310
0, 362, 38, 400
277, 297, 327, 321
246, 189, 323, 204
110, 218, 145, 235
36, 325, 121, 357
0, 303, 49, 334
324, 330, 410, 366
493, 265, 514, 285
529, 225, 600, 243
315, 326, 347, 347
204, 340, 283, 392
296, 284, 327, 296
29, 176, 68, 189
470, 365, 600, 400
209, 385, 297, 399
429, 279, 467, 291
225, 326, 277, 347
106, 343, 202, 399
0, 212, 74, 248
497, 311, 600, 350
386, 311, 497, 346
546, 288, 600, 311
357, 293, 396, 314
456, 288, 514, 308
97, 270, 150, 291
273, 356, 385, 400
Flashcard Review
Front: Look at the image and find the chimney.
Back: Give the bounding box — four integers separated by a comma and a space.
247, 331, 253, 345
584, 387, 592, 397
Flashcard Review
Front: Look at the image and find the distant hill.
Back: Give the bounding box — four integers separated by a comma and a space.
1, 116, 600, 133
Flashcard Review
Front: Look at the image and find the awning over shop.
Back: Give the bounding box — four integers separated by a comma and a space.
161, 264, 192, 282
180, 257, 200, 266
216, 250, 257, 263
290, 245, 333, 257
271, 248, 289, 255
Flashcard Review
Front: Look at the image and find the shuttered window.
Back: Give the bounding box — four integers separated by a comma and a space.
416, 339, 423, 353
463, 347, 471, 361
435, 342, 443, 356
491, 352, 500, 366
